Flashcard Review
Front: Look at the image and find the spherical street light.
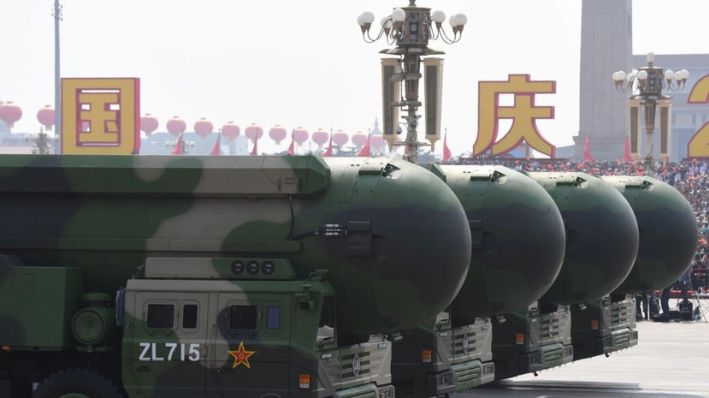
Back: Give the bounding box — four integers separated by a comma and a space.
431, 10, 446, 24
392, 8, 406, 23
358, 0, 467, 162
612, 52, 690, 162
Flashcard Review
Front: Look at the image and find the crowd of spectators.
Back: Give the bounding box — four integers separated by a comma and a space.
452, 156, 709, 291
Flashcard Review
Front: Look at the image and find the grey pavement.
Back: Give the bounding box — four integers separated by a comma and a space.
457, 306, 709, 398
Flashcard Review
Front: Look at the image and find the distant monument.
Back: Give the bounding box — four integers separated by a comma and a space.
574, 0, 633, 161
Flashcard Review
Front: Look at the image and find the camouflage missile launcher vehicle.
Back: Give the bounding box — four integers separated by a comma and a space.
391, 165, 566, 397
492, 172, 640, 380
569, 176, 698, 361
0, 154, 472, 398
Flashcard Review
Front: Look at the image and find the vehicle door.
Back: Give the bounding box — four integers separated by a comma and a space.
125, 291, 209, 397
207, 292, 291, 397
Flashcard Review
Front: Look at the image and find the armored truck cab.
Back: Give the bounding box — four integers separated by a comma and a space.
570, 296, 637, 361
492, 302, 573, 380
119, 258, 394, 398
392, 312, 494, 398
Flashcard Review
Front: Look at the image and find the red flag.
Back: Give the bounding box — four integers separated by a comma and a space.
250, 138, 258, 156
624, 136, 632, 162
287, 135, 295, 156
172, 134, 184, 155
443, 132, 452, 162
357, 134, 371, 157
583, 136, 593, 163
210, 134, 221, 156
323, 131, 333, 157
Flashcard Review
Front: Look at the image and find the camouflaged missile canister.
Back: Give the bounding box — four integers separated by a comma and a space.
437, 165, 566, 323
529, 172, 639, 304
602, 176, 698, 294
0, 155, 471, 338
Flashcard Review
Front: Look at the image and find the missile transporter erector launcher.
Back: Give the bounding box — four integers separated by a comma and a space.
392, 165, 566, 397
492, 172, 640, 380
569, 176, 699, 361
0, 155, 473, 398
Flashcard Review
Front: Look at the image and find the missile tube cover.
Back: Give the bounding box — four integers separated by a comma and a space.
439, 165, 566, 323
0, 155, 472, 337
530, 172, 639, 305
602, 176, 698, 294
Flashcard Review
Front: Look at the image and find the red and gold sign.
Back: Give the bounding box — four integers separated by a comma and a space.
61, 78, 140, 155
687, 75, 709, 158
473, 74, 556, 158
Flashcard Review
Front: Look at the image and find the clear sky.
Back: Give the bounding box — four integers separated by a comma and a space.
1, 0, 708, 154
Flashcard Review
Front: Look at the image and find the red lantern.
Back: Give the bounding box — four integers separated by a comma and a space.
269, 125, 287, 144
351, 132, 367, 147
292, 128, 308, 145
194, 117, 214, 138
166, 116, 186, 136
222, 122, 240, 141
332, 130, 349, 147
140, 113, 159, 136
37, 105, 55, 131
0, 101, 22, 128
312, 130, 329, 147
245, 123, 264, 142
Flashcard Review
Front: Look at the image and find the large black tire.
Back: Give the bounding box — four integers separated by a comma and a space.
33, 368, 121, 398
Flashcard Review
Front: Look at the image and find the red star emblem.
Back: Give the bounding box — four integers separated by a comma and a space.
227, 341, 256, 369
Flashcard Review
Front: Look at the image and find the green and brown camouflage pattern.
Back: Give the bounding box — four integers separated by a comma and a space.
529, 172, 640, 304
602, 176, 698, 294
438, 165, 566, 321
0, 154, 472, 339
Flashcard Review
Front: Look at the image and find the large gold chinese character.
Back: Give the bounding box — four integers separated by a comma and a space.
62, 78, 140, 155
687, 75, 709, 158
473, 74, 556, 157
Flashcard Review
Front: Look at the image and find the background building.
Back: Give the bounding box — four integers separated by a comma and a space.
573, 0, 633, 161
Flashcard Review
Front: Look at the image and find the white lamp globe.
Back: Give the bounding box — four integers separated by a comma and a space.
449, 15, 458, 28
392, 8, 406, 23
360, 11, 375, 25
453, 14, 468, 27
432, 11, 446, 24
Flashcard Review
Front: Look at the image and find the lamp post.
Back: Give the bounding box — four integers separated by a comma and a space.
612, 53, 689, 162
358, 1, 467, 163
53, 0, 63, 154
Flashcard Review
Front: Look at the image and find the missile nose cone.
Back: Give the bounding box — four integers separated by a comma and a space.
321, 158, 471, 335
531, 172, 640, 304
604, 176, 698, 294
442, 166, 566, 320
365, 159, 472, 330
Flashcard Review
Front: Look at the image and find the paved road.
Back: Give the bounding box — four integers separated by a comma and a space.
456, 313, 709, 398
